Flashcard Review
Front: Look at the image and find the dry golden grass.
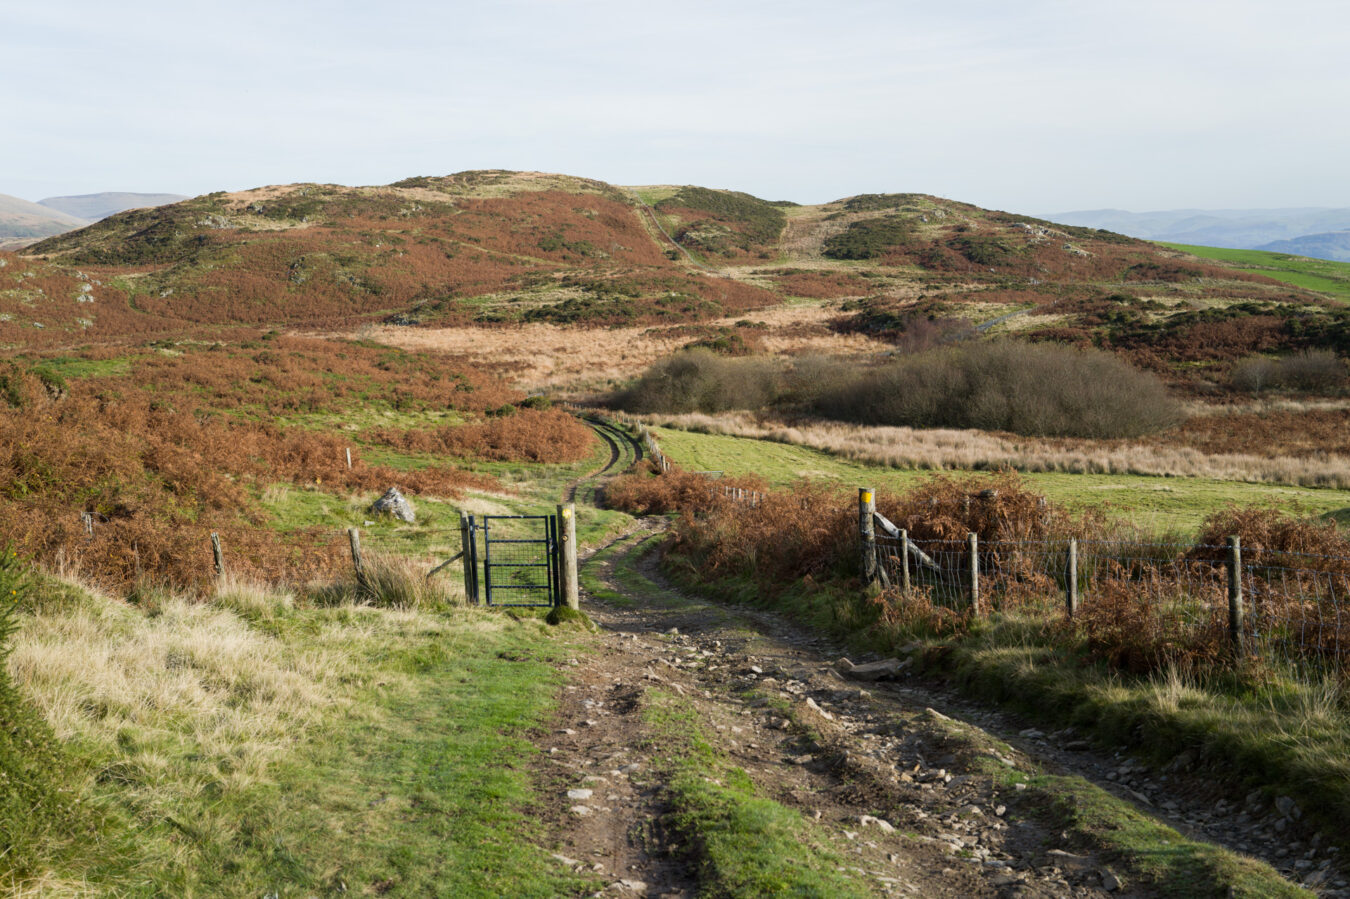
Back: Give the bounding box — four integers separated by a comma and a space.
7, 579, 347, 805
360, 302, 892, 391
632, 410, 1350, 488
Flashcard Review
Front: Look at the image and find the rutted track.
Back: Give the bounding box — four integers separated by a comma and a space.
530, 426, 1333, 898
567, 416, 642, 506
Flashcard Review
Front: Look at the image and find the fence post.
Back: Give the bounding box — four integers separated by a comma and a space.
1066, 538, 1078, 618
346, 447, 352, 470
210, 532, 225, 579
348, 527, 365, 586
1227, 535, 1244, 655
899, 528, 911, 593
81, 511, 93, 537
558, 503, 580, 610
968, 532, 980, 617
859, 488, 878, 591
460, 512, 475, 604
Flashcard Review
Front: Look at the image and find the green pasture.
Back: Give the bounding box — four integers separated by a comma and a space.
1162, 242, 1350, 303
650, 427, 1350, 534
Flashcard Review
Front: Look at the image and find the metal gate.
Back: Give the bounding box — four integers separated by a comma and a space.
475, 514, 560, 607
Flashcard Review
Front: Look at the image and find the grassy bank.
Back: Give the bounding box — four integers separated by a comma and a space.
2, 567, 596, 896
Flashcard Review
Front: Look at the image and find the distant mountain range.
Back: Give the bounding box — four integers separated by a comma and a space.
1043, 207, 1350, 262
39, 191, 188, 222
0, 191, 187, 246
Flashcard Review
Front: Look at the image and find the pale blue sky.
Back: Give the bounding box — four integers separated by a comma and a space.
4, 0, 1348, 213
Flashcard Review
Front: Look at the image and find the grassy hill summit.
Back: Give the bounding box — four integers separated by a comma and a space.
12, 168, 1349, 387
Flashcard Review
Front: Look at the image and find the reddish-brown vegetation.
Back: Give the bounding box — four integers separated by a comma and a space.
610, 465, 1349, 675
765, 269, 873, 299
0, 338, 536, 590
1154, 408, 1350, 459
365, 408, 595, 463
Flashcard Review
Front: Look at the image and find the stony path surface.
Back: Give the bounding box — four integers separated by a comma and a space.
532, 529, 1115, 896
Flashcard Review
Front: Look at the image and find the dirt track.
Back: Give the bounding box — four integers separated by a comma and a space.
526, 430, 1344, 898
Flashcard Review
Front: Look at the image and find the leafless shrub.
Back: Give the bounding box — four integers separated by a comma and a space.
813, 340, 1181, 438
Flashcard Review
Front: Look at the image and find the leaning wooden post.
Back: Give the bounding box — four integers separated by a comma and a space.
968, 532, 980, 617
1227, 535, 1244, 655
1066, 538, 1079, 618
81, 511, 93, 537
859, 488, 878, 592
348, 527, 365, 586
558, 503, 580, 610
899, 528, 911, 593
210, 532, 225, 579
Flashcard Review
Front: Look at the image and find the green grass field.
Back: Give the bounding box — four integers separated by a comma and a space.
651, 427, 1350, 533
1161, 242, 1350, 303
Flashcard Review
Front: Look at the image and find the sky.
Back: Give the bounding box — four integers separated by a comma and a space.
4, 0, 1349, 214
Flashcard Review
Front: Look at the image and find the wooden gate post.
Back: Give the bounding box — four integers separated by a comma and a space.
1228, 535, 1244, 655
859, 488, 878, 592
558, 503, 580, 610
1066, 538, 1079, 618
459, 512, 475, 604
968, 532, 980, 617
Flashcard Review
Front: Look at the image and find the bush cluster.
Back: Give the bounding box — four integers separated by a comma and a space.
822, 215, 916, 260
611, 349, 781, 415
813, 341, 1180, 439
1230, 350, 1347, 394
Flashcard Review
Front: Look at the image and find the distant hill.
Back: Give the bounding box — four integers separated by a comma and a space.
17, 169, 1346, 382
1257, 231, 1350, 263
1044, 207, 1350, 262
38, 191, 188, 222
0, 192, 88, 240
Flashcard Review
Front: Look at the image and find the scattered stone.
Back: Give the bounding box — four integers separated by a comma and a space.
369, 486, 415, 522
552, 853, 580, 867
570, 805, 592, 816
1101, 869, 1122, 891
1275, 796, 1300, 819
805, 697, 834, 720
860, 815, 895, 833
1045, 850, 1096, 873
567, 788, 594, 800
836, 657, 908, 681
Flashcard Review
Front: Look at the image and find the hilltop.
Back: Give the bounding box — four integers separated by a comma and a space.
0, 192, 86, 242
11, 169, 1347, 388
